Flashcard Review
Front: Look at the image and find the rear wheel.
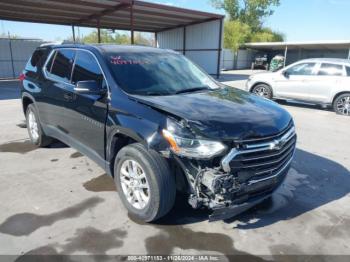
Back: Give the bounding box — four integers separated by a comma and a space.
251, 84, 273, 100
26, 104, 53, 147
333, 93, 350, 116
114, 143, 176, 222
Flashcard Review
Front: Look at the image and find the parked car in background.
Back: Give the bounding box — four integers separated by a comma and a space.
21, 44, 296, 222
251, 54, 269, 70
246, 58, 350, 116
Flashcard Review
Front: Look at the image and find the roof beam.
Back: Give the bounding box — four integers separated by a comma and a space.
0, 0, 107, 14
156, 17, 220, 32
134, 0, 224, 19
132, 8, 201, 21
44, 0, 119, 10
76, 2, 131, 25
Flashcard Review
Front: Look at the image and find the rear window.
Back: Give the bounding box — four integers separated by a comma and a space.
25, 48, 49, 73
49, 49, 76, 83
317, 63, 343, 76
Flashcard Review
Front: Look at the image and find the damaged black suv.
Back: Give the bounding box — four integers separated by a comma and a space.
21, 44, 296, 222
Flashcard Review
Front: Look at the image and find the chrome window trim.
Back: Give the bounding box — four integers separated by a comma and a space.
221, 126, 296, 173
42, 47, 110, 97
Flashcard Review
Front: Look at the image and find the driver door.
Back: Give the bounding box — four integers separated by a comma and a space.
273, 62, 317, 101
64, 50, 108, 160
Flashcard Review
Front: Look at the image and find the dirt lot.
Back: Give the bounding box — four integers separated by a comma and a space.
0, 75, 350, 261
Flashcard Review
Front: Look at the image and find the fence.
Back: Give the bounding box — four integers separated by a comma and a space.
0, 38, 43, 79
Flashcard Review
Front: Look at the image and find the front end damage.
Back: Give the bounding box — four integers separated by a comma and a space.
173, 124, 297, 221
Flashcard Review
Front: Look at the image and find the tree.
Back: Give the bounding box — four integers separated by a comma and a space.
211, 0, 284, 51
81, 29, 130, 44
223, 20, 251, 51
211, 0, 280, 31
78, 29, 154, 46
250, 28, 284, 42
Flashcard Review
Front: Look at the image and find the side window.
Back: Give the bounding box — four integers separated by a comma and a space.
286, 63, 316, 76
317, 63, 343, 76
347, 66, 350, 77
72, 51, 104, 87
50, 49, 76, 83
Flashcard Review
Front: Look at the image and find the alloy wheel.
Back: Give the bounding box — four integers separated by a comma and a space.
336, 96, 350, 115
120, 159, 150, 210
253, 86, 270, 98
28, 110, 39, 141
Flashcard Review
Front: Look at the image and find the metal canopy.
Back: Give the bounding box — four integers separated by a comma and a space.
0, 0, 224, 33
244, 41, 350, 51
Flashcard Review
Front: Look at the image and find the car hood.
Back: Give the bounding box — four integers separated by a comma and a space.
132, 88, 292, 140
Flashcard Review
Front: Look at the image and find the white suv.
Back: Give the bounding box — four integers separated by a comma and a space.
246, 58, 350, 115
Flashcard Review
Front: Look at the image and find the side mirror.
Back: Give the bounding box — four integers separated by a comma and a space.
282, 70, 290, 78
74, 80, 106, 95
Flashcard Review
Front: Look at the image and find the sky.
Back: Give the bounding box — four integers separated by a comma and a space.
1, 0, 350, 42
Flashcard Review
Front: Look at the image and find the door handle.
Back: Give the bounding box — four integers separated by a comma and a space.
63, 92, 75, 101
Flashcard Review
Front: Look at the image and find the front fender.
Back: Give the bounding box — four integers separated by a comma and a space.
105, 111, 169, 164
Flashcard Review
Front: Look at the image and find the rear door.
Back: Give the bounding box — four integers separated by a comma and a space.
41, 48, 76, 131
309, 63, 345, 103
273, 62, 317, 101
65, 50, 108, 159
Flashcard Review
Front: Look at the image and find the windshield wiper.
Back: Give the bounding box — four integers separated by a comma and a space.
174, 87, 210, 95
144, 91, 170, 96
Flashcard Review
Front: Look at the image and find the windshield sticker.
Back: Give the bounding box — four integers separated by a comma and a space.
110, 56, 150, 65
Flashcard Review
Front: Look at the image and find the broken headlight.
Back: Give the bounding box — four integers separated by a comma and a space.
162, 119, 226, 159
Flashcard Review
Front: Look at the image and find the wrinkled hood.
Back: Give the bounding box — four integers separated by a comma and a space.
132, 88, 292, 140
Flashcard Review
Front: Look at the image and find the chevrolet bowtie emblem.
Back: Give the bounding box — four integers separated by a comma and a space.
269, 138, 286, 150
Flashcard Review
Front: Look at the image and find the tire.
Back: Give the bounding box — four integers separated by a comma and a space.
25, 104, 53, 147
251, 84, 273, 100
333, 93, 350, 116
114, 143, 176, 222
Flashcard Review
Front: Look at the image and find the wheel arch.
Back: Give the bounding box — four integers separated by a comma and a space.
107, 131, 140, 177
22, 93, 35, 115
332, 91, 350, 106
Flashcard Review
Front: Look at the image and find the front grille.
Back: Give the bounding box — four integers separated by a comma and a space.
222, 124, 297, 188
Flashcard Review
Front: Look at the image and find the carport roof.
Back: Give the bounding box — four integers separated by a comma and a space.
244, 41, 350, 51
0, 0, 224, 33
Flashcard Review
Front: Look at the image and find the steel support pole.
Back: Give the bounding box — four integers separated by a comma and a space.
8, 33, 15, 78
154, 32, 157, 48
284, 45, 288, 67
130, 1, 134, 44
216, 18, 223, 79
72, 25, 76, 43
183, 26, 186, 55
97, 19, 101, 43
348, 47, 350, 60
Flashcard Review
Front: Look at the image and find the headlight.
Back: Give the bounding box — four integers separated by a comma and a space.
162, 129, 227, 159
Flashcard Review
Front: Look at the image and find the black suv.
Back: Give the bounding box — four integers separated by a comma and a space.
21, 44, 296, 222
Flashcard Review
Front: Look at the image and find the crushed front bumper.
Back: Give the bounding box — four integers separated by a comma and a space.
209, 193, 271, 222
208, 161, 291, 222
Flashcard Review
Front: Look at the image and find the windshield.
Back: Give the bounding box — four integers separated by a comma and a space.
106, 51, 220, 96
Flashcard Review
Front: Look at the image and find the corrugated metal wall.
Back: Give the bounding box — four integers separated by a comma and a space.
221, 49, 257, 70
157, 19, 222, 75
0, 38, 43, 79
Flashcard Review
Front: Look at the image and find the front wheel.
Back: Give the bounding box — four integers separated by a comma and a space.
114, 143, 176, 222
251, 84, 273, 100
333, 93, 350, 116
